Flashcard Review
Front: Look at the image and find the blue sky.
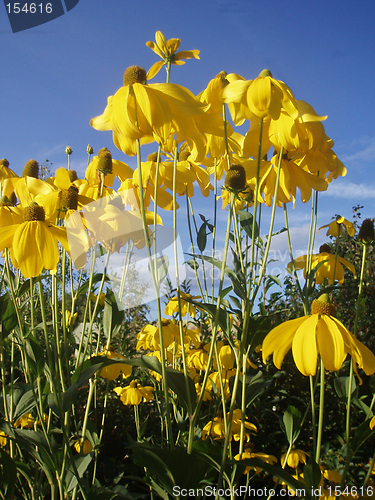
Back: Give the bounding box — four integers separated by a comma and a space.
1, 0, 374, 306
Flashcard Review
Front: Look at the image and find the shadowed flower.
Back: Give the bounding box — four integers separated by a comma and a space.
235, 444, 277, 474
281, 449, 308, 468
202, 408, 257, 442
288, 244, 355, 285
319, 216, 355, 237
114, 380, 154, 405
98, 347, 132, 381
262, 294, 375, 377
146, 30, 200, 80
74, 439, 93, 454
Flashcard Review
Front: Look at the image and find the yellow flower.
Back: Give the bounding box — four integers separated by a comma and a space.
202, 408, 257, 442
90, 66, 207, 157
262, 295, 375, 377
319, 216, 355, 238
0, 431, 7, 447
0, 194, 70, 278
146, 30, 200, 80
14, 413, 34, 429
370, 415, 375, 430
223, 69, 298, 122
74, 439, 93, 454
235, 444, 277, 474
98, 347, 132, 381
164, 291, 199, 318
281, 448, 308, 468
113, 380, 154, 405
288, 244, 355, 285
136, 320, 180, 352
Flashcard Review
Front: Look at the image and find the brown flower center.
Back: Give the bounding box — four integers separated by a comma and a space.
60, 186, 79, 212
123, 66, 147, 86
225, 164, 246, 191
147, 152, 158, 162
22, 160, 39, 179
23, 202, 45, 222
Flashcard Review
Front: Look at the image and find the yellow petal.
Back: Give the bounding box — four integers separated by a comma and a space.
317, 316, 345, 371
292, 315, 319, 376
147, 61, 164, 81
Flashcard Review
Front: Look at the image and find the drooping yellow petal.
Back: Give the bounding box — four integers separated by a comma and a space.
262, 316, 306, 369
292, 315, 319, 376
317, 316, 346, 371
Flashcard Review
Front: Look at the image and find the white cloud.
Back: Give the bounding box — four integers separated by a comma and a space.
322, 181, 375, 199
340, 137, 375, 165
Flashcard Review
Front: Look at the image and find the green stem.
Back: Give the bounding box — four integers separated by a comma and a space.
187, 192, 235, 454
315, 358, 325, 464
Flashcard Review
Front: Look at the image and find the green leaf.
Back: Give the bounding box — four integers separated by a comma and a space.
239, 211, 259, 240
186, 254, 247, 300
351, 419, 375, 453
194, 302, 231, 337
282, 406, 302, 445
75, 273, 110, 298
13, 389, 37, 422
334, 376, 357, 400
103, 290, 124, 339
149, 255, 169, 285
185, 258, 199, 271
65, 453, 93, 492
0, 294, 18, 339
132, 444, 216, 496
303, 457, 322, 490
0, 449, 16, 499
25, 335, 45, 377
197, 222, 207, 252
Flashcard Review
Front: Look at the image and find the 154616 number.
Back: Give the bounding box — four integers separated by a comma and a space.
6, 3, 53, 14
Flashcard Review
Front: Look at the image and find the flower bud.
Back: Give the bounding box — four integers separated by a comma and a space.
86, 144, 94, 155
259, 69, 272, 78
97, 148, 113, 175
65, 146, 72, 155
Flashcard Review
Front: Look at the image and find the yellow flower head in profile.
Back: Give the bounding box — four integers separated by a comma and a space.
74, 439, 93, 455
281, 448, 308, 469
90, 66, 207, 157
319, 216, 355, 238
146, 30, 200, 80
98, 347, 132, 381
164, 291, 199, 318
113, 380, 154, 405
0, 194, 70, 279
288, 244, 355, 286
202, 409, 257, 442
0, 431, 7, 447
262, 294, 375, 377
235, 444, 277, 474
